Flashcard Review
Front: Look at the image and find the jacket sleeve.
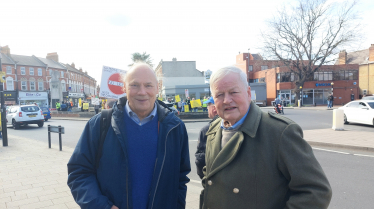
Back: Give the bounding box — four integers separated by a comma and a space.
67, 116, 113, 209
277, 123, 332, 209
177, 123, 191, 209
195, 124, 209, 179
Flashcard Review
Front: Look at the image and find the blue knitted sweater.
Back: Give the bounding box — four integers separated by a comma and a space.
124, 111, 158, 209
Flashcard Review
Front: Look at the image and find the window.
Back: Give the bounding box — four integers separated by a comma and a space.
38, 68, 42, 76
248, 65, 253, 72
21, 81, 27, 90
21, 67, 26, 75
38, 79, 44, 91
49, 69, 52, 75
259, 77, 266, 83
261, 66, 268, 71
29, 68, 34, 75
291, 73, 295, 82
61, 80, 66, 92
61, 71, 64, 78
6, 77, 14, 90
6, 66, 11, 74
30, 81, 35, 90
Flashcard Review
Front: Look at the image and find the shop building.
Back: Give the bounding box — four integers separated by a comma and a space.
18, 92, 48, 106
155, 58, 209, 101
236, 52, 359, 106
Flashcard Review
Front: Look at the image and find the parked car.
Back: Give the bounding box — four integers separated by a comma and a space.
338, 101, 374, 126
6, 105, 45, 129
41, 107, 51, 121
361, 96, 374, 101
163, 102, 180, 117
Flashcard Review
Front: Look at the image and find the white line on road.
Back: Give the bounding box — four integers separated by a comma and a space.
353, 154, 374, 158
312, 147, 350, 155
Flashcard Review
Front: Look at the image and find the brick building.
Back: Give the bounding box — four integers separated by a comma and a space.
235, 52, 359, 106
0, 45, 97, 107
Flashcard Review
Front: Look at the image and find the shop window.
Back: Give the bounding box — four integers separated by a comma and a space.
21, 67, 26, 75
6, 66, 12, 74
21, 81, 27, 90
6, 77, 14, 90
38, 68, 42, 76
29, 68, 34, 75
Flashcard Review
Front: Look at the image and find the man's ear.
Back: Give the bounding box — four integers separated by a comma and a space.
123, 83, 127, 93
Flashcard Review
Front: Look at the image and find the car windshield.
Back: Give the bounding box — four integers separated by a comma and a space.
368, 102, 374, 109
21, 106, 40, 112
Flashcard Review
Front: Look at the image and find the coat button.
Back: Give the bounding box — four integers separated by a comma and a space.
208, 180, 212, 185
233, 188, 239, 193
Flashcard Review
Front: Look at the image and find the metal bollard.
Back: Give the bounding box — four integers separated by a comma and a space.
58, 125, 62, 151
48, 125, 51, 148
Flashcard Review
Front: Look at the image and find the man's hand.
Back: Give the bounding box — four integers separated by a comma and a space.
111, 206, 119, 209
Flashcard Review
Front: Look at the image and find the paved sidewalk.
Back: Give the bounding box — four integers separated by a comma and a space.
1, 126, 373, 208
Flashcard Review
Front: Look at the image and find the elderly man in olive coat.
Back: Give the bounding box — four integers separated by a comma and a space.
200, 66, 332, 209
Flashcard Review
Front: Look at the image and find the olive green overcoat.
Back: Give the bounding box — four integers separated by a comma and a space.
200, 102, 332, 209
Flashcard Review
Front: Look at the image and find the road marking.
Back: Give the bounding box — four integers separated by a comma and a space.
312, 147, 350, 155
190, 179, 201, 184
353, 154, 374, 158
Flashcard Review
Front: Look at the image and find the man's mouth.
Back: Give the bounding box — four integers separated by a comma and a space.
225, 107, 236, 111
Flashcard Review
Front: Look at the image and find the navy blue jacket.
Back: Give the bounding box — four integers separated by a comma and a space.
67, 97, 191, 209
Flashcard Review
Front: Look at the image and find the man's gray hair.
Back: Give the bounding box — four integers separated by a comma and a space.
210, 66, 248, 89
120, 62, 158, 83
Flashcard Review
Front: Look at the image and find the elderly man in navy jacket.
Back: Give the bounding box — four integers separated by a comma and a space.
67, 63, 191, 209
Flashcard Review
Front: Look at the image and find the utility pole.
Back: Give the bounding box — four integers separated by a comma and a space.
0, 53, 8, 146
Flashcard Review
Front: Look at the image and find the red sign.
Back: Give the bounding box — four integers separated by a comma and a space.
108, 73, 125, 95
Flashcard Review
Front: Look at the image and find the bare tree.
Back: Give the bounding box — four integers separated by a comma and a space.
128, 52, 154, 67
261, 0, 362, 103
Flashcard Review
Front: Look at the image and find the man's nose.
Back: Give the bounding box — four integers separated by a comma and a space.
138, 85, 147, 95
223, 94, 232, 104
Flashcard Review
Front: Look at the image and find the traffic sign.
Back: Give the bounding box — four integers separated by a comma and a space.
108, 73, 125, 95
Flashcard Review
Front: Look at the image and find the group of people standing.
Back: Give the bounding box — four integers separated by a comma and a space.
172, 96, 209, 113
55, 100, 73, 111
67, 63, 332, 209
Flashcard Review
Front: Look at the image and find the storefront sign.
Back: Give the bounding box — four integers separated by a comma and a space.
69, 93, 85, 98
3, 91, 17, 101
19, 92, 48, 98
315, 83, 332, 87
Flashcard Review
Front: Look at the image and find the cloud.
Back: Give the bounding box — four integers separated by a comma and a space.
106, 14, 131, 27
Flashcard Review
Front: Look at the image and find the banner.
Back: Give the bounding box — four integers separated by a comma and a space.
175, 95, 181, 102
191, 99, 202, 108
184, 105, 189, 112
185, 89, 189, 98
78, 98, 82, 108
91, 97, 100, 105
99, 66, 127, 99
83, 103, 89, 110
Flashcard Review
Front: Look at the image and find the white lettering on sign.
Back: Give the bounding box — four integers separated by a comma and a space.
108, 80, 124, 87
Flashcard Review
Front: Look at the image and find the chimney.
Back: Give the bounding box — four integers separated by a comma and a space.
172, 57, 177, 61
46, 52, 59, 62
369, 44, 374, 62
338, 50, 347, 65
79, 68, 83, 72
71, 63, 75, 68
0, 45, 10, 55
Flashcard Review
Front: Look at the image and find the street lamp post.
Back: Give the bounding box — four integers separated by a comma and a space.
0, 53, 8, 146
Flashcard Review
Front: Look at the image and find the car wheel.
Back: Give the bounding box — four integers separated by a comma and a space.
344, 114, 349, 124
12, 119, 20, 129
38, 122, 44, 127
45, 119, 48, 122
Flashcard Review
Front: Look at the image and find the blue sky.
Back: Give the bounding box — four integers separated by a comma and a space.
1, 0, 373, 84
